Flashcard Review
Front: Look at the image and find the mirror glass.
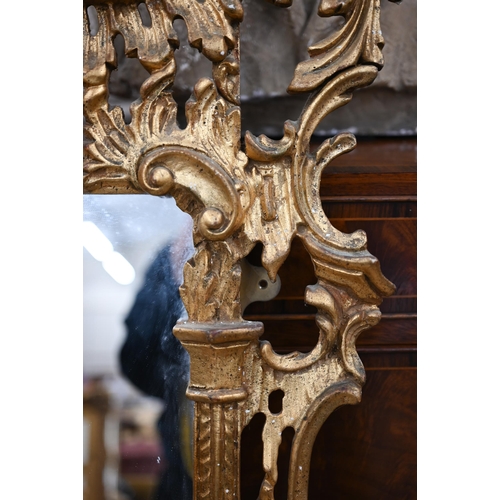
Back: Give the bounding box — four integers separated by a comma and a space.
83, 194, 194, 500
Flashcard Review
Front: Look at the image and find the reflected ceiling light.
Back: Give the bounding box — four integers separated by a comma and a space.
102, 251, 136, 285
83, 221, 135, 285
83, 221, 113, 261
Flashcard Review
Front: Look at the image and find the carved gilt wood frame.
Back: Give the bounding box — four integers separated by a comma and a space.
83, 1, 399, 498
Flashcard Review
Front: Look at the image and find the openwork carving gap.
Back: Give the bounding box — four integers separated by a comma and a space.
83, 1, 399, 498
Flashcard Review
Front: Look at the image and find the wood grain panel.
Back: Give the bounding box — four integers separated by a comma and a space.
245, 295, 416, 316
320, 172, 417, 197
246, 316, 415, 353
308, 369, 417, 500
359, 347, 417, 369
322, 198, 417, 219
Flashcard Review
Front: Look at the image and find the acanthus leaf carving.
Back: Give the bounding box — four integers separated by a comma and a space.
109, 1, 176, 72
84, 51, 247, 237
212, 54, 241, 105
84, 0, 246, 202
183, 78, 247, 177
162, 0, 242, 62
179, 241, 243, 323
288, 0, 385, 93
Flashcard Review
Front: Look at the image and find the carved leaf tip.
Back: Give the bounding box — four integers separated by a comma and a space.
139, 58, 177, 100
318, 0, 355, 17
340, 306, 381, 383
213, 56, 241, 105
315, 133, 356, 167
164, 0, 241, 62
245, 121, 297, 161
219, 0, 244, 21
287, 0, 385, 94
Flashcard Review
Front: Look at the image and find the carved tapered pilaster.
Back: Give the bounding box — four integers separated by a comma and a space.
174, 322, 263, 500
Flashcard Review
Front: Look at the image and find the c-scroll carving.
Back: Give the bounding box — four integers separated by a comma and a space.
83, 1, 401, 498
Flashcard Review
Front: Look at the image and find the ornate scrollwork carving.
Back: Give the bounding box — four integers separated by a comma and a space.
288, 0, 386, 93
83, 1, 401, 498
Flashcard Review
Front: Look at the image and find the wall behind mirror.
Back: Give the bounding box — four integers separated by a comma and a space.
83, 194, 194, 500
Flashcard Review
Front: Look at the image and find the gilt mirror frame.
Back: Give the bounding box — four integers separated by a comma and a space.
83, 1, 400, 498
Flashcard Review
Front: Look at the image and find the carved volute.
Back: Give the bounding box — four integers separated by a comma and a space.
83, 1, 400, 498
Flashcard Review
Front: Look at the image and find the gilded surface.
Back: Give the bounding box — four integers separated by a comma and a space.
83, 1, 400, 498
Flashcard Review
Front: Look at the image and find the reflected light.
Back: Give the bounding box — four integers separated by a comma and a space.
102, 251, 136, 285
83, 221, 135, 285
83, 221, 113, 261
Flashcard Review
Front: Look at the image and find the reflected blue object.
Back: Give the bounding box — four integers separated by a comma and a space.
120, 244, 193, 500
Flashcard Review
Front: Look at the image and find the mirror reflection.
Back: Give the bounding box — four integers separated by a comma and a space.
83, 194, 194, 500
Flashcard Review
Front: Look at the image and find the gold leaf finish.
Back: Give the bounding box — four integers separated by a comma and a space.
288, 0, 401, 93
83, 1, 401, 498
163, 0, 242, 62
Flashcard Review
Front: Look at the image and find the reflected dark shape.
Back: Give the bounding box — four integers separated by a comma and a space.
120, 245, 192, 500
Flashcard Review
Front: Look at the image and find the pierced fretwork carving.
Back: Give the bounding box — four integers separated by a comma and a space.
83, 1, 400, 498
